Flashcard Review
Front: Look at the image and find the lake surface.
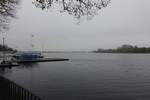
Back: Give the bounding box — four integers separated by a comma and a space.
1, 53, 150, 100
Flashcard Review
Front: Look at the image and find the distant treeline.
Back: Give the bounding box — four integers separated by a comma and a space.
94, 45, 150, 53
0, 44, 15, 51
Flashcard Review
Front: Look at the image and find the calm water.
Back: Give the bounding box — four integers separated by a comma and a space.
1, 53, 150, 100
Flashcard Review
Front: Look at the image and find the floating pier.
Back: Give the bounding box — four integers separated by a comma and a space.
0, 63, 19, 68
15, 58, 69, 63
0, 60, 19, 68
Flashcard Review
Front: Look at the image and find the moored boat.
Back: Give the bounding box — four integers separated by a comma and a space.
12, 51, 69, 63
12, 51, 44, 62
0, 60, 19, 67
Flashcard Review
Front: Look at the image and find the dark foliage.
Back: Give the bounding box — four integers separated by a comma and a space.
33, 0, 111, 19
94, 45, 150, 53
0, 0, 19, 31
0, 44, 14, 51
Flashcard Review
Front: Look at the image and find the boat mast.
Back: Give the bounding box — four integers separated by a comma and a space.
31, 34, 34, 52
2, 37, 5, 61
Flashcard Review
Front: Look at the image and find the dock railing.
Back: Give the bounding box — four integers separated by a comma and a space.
0, 75, 41, 100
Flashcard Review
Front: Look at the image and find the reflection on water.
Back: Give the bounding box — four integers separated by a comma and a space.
0, 67, 12, 75
1, 53, 150, 100
20, 63, 39, 68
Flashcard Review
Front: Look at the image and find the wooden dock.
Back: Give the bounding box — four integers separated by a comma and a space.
15, 58, 69, 63
0, 63, 19, 68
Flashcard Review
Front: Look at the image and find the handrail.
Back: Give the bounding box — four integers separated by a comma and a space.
0, 75, 41, 100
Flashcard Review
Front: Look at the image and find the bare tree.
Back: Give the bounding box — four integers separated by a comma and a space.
0, 0, 19, 31
33, 0, 110, 19
0, 0, 110, 31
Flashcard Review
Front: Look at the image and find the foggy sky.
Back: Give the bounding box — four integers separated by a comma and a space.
3, 0, 150, 51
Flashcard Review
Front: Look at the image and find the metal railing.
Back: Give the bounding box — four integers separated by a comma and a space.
0, 75, 41, 100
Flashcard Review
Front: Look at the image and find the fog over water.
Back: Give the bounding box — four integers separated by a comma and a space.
5, 0, 150, 51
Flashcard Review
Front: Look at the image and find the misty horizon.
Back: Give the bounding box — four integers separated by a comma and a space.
2, 0, 150, 51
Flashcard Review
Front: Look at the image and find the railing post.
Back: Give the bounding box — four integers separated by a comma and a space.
0, 76, 42, 100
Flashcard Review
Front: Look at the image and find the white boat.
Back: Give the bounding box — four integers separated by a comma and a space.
0, 60, 19, 67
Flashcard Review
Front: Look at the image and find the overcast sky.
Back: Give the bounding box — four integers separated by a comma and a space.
3, 0, 150, 51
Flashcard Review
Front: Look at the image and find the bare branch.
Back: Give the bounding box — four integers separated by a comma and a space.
0, 0, 20, 31
33, 0, 111, 19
